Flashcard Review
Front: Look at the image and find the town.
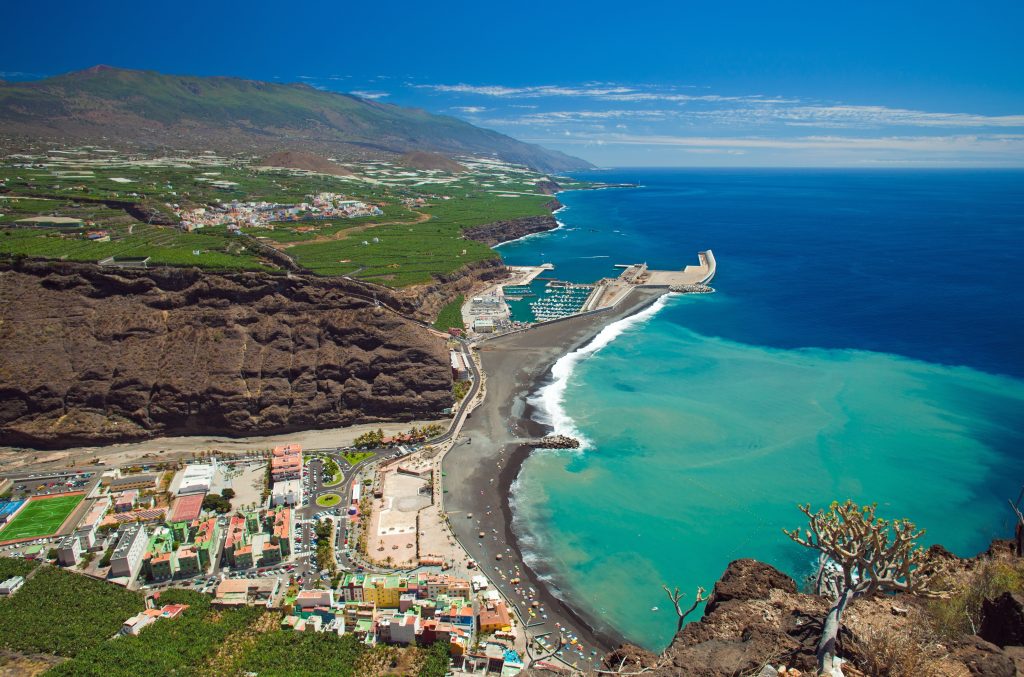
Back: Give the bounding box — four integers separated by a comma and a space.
0, 419, 539, 675
175, 192, 383, 232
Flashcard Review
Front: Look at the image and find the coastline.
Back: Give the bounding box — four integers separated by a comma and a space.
442, 287, 667, 660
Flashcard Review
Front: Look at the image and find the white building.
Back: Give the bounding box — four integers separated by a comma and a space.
75, 495, 112, 550
109, 524, 148, 579
57, 534, 82, 566
295, 589, 334, 610
472, 319, 495, 333
176, 463, 216, 496
0, 576, 24, 596
272, 479, 303, 507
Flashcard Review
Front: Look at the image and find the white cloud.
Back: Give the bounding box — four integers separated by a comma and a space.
521, 132, 1024, 154
451, 106, 489, 114
350, 90, 389, 100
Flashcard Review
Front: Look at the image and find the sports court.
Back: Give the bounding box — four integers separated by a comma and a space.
0, 493, 84, 542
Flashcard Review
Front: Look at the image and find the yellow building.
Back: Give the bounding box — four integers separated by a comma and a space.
361, 575, 409, 608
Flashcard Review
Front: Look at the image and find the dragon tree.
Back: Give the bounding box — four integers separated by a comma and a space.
784, 500, 935, 677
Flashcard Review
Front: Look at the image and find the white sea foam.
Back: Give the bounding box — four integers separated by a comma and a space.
529, 294, 673, 449
493, 218, 566, 249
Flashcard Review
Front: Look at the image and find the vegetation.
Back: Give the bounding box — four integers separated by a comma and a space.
433, 294, 465, 331
0, 565, 144, 656
98, 543, 115, 568
0, 557, 38, 579
323, 457, 342, 485
418, 641, 451, 677
314, 519, 337, 575
927, 556, 1024, 639
202, 493, 232, 514
785, 500, 935, 676
353, 429, 385, 449
316, 494, 342, 508
452, 380, 471, 401
344, 450, 376, 467
235, 631, 366, 676
47, 590, 263, 676
220, 488, 235, 500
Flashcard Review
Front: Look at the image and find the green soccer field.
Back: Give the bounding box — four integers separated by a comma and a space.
0, 494, 84, 541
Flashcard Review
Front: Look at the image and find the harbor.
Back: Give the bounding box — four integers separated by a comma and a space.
462, 250, 717, 337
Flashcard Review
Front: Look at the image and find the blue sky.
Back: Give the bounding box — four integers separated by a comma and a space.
3, 1, 1023, 166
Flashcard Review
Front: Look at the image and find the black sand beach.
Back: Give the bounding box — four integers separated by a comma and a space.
441, 287, 666, 664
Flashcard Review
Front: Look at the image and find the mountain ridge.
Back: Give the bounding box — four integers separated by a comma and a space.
0, 66, 592, 173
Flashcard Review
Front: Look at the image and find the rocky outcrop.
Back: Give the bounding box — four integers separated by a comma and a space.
530, 435, 580, 449
535, 179, 562, 195
0, 260, 453, 449
981, 592, 1024, 647
601, 553, 1024, 677
462, 215, 559, 248
393, 258, 508, 324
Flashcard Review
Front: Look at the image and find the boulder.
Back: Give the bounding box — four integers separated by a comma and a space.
980, 592, 1024, 647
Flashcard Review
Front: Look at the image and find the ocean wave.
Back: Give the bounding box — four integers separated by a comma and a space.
529, 294, 673, 449
578, 255, 610, 259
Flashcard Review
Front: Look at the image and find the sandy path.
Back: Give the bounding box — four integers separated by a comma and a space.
0, 419, 446, 474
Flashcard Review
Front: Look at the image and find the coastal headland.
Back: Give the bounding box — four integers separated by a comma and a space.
443, 286, 667, 664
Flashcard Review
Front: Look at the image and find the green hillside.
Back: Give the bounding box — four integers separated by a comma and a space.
0, 66, 591, 174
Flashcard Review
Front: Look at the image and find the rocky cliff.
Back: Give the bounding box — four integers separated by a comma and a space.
598, 543, 1024, 677
462, 215, 560, 248
0, 260, 454, 449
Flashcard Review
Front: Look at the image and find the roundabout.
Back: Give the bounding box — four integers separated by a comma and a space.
316, 493, 343, 508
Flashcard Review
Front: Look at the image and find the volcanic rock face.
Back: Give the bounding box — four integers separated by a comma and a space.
462, 215, 560, 247
0, 261, 453, 449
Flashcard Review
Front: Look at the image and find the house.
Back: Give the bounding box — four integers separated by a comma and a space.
270, 454, 302, 482
120, 604, 189, 636
271, 479, 302, 507
114, 489, 138, 513
121, 609, 162, 636
75, 496, 112, 550
450, 351, 469, 380
108, 473, 157, 492
477, 600, 512, 634
223, 514, 249, 565
295, 589, 334, 610
190, 517, 220, 571
472, 319, 495, 333
175, 546, 201, 577
213, 577, 281, 608
378, 611, 420, 645
266, 508, 291, 556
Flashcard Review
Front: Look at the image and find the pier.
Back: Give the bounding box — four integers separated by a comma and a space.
463, 250, 716, 338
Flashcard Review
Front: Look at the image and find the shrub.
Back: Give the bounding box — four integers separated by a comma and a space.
926, 558, 1024, 639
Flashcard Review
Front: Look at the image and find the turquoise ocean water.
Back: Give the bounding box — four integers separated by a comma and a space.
499, 169, 1024, 650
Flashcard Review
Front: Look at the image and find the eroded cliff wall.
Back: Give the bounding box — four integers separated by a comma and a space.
0, 261, 453, 449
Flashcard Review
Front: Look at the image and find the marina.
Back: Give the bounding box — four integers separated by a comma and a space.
465, 250, 717, 336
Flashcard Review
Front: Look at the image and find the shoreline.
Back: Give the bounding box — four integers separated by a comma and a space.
442, 287, 667, 661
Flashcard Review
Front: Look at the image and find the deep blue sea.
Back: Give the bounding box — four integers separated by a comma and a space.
499, 169, 1024, 650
